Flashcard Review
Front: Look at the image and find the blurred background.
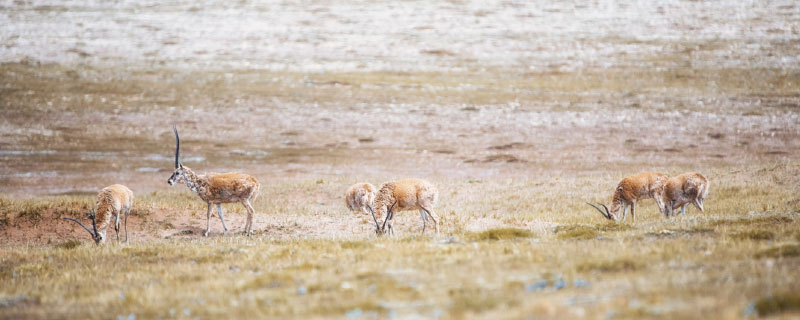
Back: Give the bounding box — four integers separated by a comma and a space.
1, 0, 798, 196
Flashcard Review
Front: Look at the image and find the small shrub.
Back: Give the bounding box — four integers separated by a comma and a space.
555, 225, 599, 240
755, 244, 800, 259
755, 292, 800, 316
471, 228, 534, 241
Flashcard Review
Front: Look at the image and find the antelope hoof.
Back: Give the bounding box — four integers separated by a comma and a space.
203, 231, 210, 237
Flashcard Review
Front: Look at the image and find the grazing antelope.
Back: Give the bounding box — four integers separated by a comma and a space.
587, 172, 668, 222
167, 127, 261, 236
662, 172, 709, 217
373, 178, 439, 235
63, 184, 134, 244
345, 182, 377, 219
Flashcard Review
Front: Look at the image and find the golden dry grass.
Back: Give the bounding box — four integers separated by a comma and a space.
1, 164, 799, 318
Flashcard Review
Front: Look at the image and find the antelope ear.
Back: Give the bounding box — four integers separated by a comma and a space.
178, 162, 183, 168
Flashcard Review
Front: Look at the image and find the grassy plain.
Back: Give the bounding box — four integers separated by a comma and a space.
2, 0, 800, 319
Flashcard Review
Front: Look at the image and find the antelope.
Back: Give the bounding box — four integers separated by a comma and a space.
345, 182, 377, 216
63, 184, 134, 244
167, 127, 261, 236
587, 172, 668, 223
372, 178, 439, 235
662, 172, 709, 217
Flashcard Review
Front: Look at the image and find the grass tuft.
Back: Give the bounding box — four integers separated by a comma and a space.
755, 244, 800, 259
596, 222, 633, 232
16, 203, 49, 226
706, 215, 794, 228
0, 212, 9, 228
470, 228, 534, 241
730, 230, 776, 241
52, 200, 91, 218
577, 258, 643, 273
54, 240, 82, 250
755, 292, 800, 316
13, 263, 52, 278
130, 207, 153, 217
239, 273, 295, 292
555, 225, 599, 240
340, 241, 371, 249
449, 287, 513, 314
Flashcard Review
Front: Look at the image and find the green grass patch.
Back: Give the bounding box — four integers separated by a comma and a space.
555, 225, 599, 240
755, 292, 800, 316
470, 228, 534, 241
755, 244, 800, 259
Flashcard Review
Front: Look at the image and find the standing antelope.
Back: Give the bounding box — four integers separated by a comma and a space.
587, 172, 668, 222
373, 178, 439, 235
63, 184, 134, 244
167, 127, 261, 236
662, 172, 709, 217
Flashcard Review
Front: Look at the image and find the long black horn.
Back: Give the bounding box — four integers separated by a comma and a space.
173, 125, 180, 169
90, 210, 98, 236
367, 206, 380, 231
381, 201, 396, 233
586, 202, 610, 219
598, 203, 612, 219
63, 217, 96, 237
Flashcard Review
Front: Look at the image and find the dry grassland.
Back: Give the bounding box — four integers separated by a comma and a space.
2, 0, 800, 319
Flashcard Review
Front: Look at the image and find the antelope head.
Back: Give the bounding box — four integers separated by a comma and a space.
367, 206, 381, 235
63, 209, 103, 244
376, 201, 397, 235
587, 202, 617, 221
167, 126, 186, 186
